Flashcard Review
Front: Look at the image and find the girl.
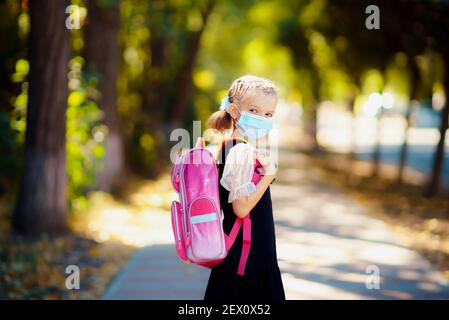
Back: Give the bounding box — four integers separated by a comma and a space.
204, 74, 285, 301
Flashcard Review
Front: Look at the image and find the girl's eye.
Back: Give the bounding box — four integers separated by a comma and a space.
265, 113, 273, 117
249, 108, 258, 114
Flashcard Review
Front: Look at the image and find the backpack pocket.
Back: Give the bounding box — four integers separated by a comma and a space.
171, 200, 188, 261
187, 196, 226, 261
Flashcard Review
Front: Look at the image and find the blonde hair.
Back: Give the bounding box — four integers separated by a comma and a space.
207, 74, 278, 132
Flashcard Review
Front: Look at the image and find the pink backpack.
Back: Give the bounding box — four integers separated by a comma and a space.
170, 137, 261, 275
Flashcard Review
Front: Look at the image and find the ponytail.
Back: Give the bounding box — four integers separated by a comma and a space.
207, 109, 234, 132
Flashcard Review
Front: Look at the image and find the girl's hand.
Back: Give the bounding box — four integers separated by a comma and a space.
256, 150, 277, 176
232, 151, 278, 218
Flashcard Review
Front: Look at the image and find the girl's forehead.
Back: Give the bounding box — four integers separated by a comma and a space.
241, 90, 277, 110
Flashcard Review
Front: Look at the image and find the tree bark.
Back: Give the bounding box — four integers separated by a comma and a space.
371, 110, 382, 177
167, 0, 215, 129
347, 93, 357, 159
139, 16, 170, 173
303, 73, 321, 153
142, 17, 169, 120
425, 55, 449, 196
346, 93, 357, 184
13, 0, 71, 234
397, 57, 420, 184
84, 0, 124, 191
307, 106, 320, 152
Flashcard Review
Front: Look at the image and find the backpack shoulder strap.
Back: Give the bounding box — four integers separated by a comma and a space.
238, 215, 251, 276
223, 214, 251, 276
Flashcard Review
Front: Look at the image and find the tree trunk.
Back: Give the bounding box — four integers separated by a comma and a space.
84, 0, 124, 192
424, 57, 449, 196
142, 14, 169, 120
348, 97, 357, 160
304, 107, 320, 153
167, 0, 215, 130
346, 94, 357, 184
139, 19, 170, 173
371, 110, 382, 177
303, 74, 321, 153
398, 57, 420, 184
309, 71, 323, 153
12, 0, 71, 234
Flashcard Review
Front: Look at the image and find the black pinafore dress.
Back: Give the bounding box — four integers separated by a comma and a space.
204, 138, 285, 301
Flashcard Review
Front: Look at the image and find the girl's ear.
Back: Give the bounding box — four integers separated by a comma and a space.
228, 103, 240, 121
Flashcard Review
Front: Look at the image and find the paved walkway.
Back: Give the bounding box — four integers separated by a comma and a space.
102, 149, 449, 300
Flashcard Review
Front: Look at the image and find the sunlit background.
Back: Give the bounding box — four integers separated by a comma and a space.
1, 0, 449, 300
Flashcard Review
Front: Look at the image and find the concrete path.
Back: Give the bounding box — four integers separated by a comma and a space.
102, 149, 449, 300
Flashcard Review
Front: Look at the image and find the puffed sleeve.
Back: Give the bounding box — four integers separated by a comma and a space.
220, 143, 257, 203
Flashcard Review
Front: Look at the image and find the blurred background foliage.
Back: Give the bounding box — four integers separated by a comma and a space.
0, 0, 447, 231
0, 0, 449, 300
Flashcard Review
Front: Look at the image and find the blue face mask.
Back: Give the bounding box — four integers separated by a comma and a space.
235, 108, 273, 142
220, 96, 274, 142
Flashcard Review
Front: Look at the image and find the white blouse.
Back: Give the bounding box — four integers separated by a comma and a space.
220, 143, 257, 203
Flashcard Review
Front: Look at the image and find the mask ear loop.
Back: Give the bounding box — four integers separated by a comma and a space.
226, 97, 243, 128
233, 105, 245, 133
234, 105, 242, 122
219, 96, 230, 112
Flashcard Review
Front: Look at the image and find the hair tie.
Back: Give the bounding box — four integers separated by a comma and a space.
219, 96, 230, 112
